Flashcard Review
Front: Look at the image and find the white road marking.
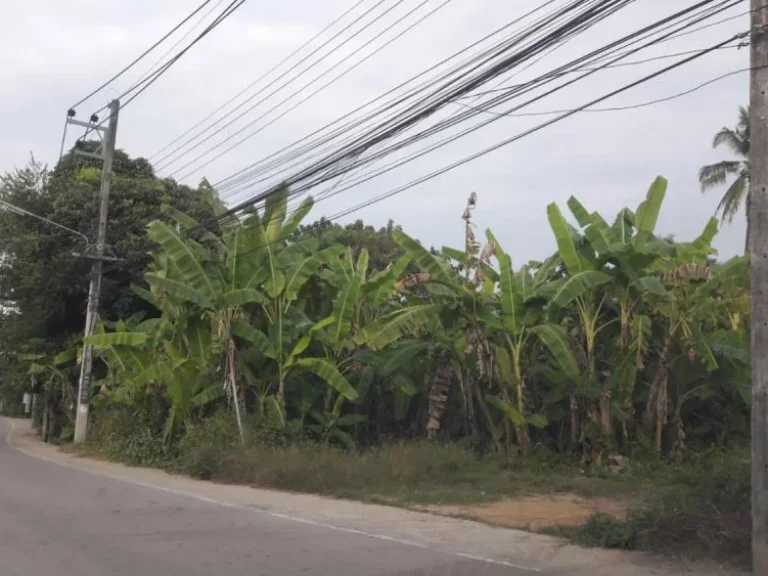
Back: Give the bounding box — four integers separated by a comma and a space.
2, 418, 540, 573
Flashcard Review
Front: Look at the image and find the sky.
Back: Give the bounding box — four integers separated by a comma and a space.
0, 0, 752, 264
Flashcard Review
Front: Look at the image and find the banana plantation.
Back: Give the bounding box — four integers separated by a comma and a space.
57, 175, 751, 458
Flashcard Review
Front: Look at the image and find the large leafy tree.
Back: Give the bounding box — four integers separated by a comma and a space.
0, 150, 219, 409
699, 106, 751, 252
0, 151, 218, 343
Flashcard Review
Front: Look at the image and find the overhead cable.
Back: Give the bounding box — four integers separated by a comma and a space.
149, 0, 374, 161
209, 0, 711, 222
156, 0, 439, 175
211, 0, 565, 195
451, 66, 751, 118
210, 0, 740, 227
70, 0, 217, 111
92, 0, 249, 118
0, 200, 89, 245
168, 0, 459, 181
206, 32, 747, 268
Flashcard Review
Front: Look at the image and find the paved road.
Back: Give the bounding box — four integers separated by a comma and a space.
0, 419, 526, 576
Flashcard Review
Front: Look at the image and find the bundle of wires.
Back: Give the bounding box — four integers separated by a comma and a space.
99, 0, 749, 274
193, 0, 741, 234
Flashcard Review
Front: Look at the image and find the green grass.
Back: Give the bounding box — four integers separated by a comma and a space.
167, 414, 654, 506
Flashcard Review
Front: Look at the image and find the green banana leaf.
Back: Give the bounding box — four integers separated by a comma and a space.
567, 196, 592, 228
146, 274, 212, 308
547, 203, 585, 275
232, 321, 277, 359
633, 176, 666, 246
148, 220, 216, 300
282, 197, 314, 239
353, 304, 438, 350
294, 357, 359, 401
549, 270, 611, 308
218, 289, 268, 308
85, 332, 149, 348
485, 394, 525, 427
530, 324, 580, 382
393, 229, 452, 284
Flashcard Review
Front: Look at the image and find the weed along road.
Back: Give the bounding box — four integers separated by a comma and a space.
0, 419, 746, 576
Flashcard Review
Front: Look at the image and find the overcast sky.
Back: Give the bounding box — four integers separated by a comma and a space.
0, 0, 751, 263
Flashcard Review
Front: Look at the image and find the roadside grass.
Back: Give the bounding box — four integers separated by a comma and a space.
80, 411, 751, 568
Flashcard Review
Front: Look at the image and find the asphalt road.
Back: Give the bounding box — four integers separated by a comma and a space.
0, 419, 526, 576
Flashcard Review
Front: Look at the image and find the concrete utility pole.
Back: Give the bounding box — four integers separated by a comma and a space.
73, 99, 120, 444
751, 1, 768, 572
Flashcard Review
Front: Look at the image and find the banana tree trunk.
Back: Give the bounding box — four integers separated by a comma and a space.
277, 372, 286, 407
227, 339, 246, 444
570, 396, 580, 448
475, 386, 504, 453
599, 392, 614, 438
427, 358, 453, 440
654, 371, 668, 453
512, 347, 528, 453
646, 337, 671, 453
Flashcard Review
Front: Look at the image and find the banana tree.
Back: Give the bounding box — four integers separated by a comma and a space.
140, 188, 324, 442
22, 348, 78, 441
85, 312, 223, 441
545, 177, 675, 447
479, 231, 581, 453
643, 250, 749, 453
353, 229, 500, 440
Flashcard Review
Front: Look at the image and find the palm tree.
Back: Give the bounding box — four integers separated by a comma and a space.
699, 106, 751, 252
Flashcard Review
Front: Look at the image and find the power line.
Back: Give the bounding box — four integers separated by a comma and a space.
213, 0, 736, 221
152, 0, 397, 169
149, 0, 373, 161
212, 0, 741, 200
168, 0, 459, 181
156, 0, 427, 174
210, 0, 630, 201
219, 31, 733, 202
669, 6, 754, 40
99, 4, 743, 278
212, 0, 741, 235
70, 0, 217, 111
210, 0, 566, 196
211, 31, 745, 269
270, 31, 748, 229
93, 0, 249, 118
452, 66, 751, 118
460, 44, 745, 99
0, 200, 89, 245
125, 0, 231, 97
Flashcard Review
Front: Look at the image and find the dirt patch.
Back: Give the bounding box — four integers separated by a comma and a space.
420, 494, 629, 530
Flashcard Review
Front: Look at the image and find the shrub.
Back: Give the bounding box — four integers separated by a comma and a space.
89, 398, 171, 466
573, 448, 750, 567
102, 426, 171, 466
173, 412, 242, 479
576, 513, 637, 549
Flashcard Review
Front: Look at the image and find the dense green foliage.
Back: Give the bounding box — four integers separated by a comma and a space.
0, 151, 220, 431
51, 174, 748, 462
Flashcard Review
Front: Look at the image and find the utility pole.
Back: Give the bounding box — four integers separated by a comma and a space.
73, 99, 120, 444
751, 1, 768, 572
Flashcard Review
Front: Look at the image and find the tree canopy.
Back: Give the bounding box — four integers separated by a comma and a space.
0, 149, 220, 411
